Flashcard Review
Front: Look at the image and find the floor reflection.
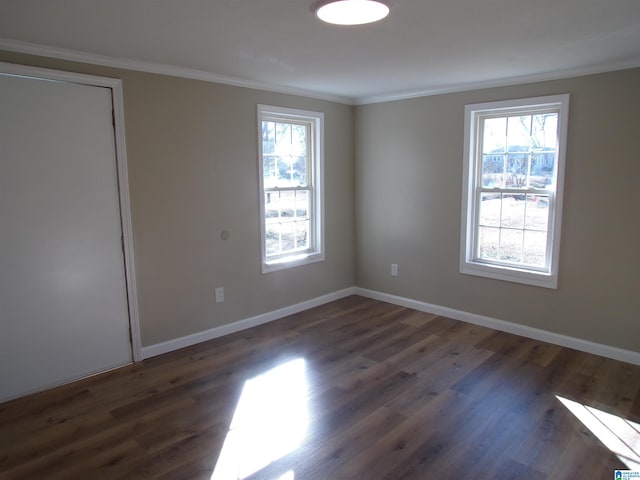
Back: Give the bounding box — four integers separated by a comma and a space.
556, 395, 640, 469
273, 470, 295, 480
211, 358, 308, 480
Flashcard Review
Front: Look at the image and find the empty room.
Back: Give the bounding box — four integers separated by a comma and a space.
1, 0, 639, 478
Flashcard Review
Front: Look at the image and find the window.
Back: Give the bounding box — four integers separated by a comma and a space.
460, 94, 569, 288
258, 105, 324, 273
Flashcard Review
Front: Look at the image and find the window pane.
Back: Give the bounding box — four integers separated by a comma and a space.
482, 117, 506, 154
523, 230, 547, 266
295, 190, 309, 219
264, 190, 312, 257
277, 156, 294, 184
479, 193, 500, 226
530, 153, 555, 188
275, 157, 307, 187
269, 122, 309, 187
482, 154, 504, 188
265, 192, 279, 218
499, 229, 523, 263
278, 190, 294, 218
274, 122, 291, 153
265, 226, 280, 257
291, 124, 307, 156
501, 194, 525, 228
292, 156, 308, 185
524, 195, 549, 230
531, 113, 558, 150
296, 220, 310, 249
506, 154, 528, 188
263, 154, 276, 187
507, 115, 531, 153
262, 121, 275, 154
280, 223, 295, 253
478, 226, 499, 260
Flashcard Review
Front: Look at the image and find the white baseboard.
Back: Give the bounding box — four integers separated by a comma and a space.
142, 285, 640, 366
355, 287, 640, 366
141, 287, 357, 359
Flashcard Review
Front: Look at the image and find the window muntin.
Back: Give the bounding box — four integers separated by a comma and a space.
461, 95, 569, 288
258, 105, 324, 273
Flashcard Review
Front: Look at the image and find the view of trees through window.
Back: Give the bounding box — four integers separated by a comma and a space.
477, 112, 558, 268
262, 119, 312, 258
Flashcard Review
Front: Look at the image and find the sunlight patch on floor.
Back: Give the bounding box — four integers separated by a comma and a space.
211, 358, 309, 480
274, 470, 295, 480
556, 395, 640, 469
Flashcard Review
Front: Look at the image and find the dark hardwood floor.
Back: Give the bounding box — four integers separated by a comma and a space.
1, 295, 639, 479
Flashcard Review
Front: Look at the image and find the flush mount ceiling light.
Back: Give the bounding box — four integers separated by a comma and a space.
314, 0, 390, 26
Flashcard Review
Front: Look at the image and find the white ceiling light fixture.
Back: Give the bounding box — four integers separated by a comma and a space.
314, 0, 390, 26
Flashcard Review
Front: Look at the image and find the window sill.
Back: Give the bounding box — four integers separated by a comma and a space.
460, 261, 558, 289
262, 252, 325, 274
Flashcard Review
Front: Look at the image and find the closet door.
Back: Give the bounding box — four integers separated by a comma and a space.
0, 72, 133, 402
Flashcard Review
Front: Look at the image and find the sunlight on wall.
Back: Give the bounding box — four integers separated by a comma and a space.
211, 359, 309, 480
556, 395, 640, 469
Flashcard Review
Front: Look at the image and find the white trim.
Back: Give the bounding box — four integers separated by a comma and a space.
141, 284, 640, 365
142, 285, 640, 365
0, 61, 143, 363
257, 104, 325, 274
355, 288, 640, 366
0, 38, 353, 105
0, 60, 122, 88
4, 38, 639, 107
460, 94, 570, 289
111, 79, 143, 362
141, 287, 357, 359
355, 57, 640, 105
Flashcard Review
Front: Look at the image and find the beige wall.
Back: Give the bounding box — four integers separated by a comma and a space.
2, 50, 638, 355
0, 51, 356, 347
355, 68, 640, 352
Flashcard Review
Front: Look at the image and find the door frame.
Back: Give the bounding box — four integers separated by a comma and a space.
1, 61, 142, 362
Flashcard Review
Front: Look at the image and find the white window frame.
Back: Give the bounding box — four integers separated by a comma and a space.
460, 94, 570, 289
258, 104, 324, 273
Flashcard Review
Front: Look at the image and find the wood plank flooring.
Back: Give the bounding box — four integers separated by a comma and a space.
1, 295, 639, 479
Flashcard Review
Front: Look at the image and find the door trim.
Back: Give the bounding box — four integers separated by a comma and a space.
0, 61, 142, 362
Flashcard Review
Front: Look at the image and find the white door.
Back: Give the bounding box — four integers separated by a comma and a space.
0, 72, 133, 402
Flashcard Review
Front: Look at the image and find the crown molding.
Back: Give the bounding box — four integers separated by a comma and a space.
0, 38, 355, 105
3, 37, 639, 108
355, 57, 640, 105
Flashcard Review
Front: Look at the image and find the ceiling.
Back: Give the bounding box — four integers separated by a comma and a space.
1, 0, 639, 104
